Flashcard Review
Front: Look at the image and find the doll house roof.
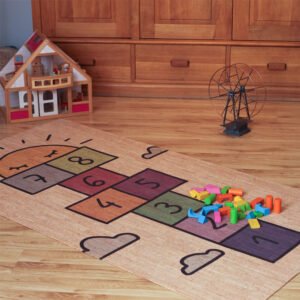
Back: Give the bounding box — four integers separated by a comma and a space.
0, 31, 91, 91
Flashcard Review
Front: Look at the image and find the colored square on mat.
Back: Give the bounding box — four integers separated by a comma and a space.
175, 214, 247, 243
114, 168, 186, 201
3, 164, 73, 194
60, 167, 127, 195
221, 220, 300, 262
66, 189, 146, 223
48, 147, 117, 174
134, 191, 203, 225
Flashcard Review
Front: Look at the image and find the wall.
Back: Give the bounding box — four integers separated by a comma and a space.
0, 1, 4, 46
0, 0, 32, 109
0, 0, 33, 48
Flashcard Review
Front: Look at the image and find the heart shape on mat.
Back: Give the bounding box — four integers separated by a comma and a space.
180, 249, 225, 275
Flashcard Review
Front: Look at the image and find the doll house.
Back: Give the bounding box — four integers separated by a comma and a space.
0, 32, 92, 123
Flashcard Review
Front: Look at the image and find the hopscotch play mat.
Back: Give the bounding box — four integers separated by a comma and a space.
0, 119, 299, 300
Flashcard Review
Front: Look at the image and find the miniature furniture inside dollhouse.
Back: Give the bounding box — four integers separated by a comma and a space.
0, 32, 92, 123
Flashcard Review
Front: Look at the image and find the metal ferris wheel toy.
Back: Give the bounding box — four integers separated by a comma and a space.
209, 63, 266, 136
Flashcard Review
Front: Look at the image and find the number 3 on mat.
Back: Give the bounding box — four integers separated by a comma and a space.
154, 202, 182, 214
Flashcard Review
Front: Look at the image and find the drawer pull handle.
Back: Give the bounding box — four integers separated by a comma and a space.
170, 59, 190, 68
78, 59, 97, 67
267, 63, 287, 71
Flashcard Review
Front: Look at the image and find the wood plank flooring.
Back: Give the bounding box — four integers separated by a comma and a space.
0, 97, 299, 299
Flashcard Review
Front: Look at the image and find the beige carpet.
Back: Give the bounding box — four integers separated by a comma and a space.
0, 119, 299, 300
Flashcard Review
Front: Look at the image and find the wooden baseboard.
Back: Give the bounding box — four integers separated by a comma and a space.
93, 82, 300, 101
6, 111, 90, 124
94, 83, 209, 99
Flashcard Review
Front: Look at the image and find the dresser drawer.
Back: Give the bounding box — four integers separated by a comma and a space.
57, 43, 131, 83
231, 47, 300, 87
136, 45, 226, 83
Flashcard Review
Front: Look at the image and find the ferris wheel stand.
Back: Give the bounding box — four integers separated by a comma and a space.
223, 118, 250, 136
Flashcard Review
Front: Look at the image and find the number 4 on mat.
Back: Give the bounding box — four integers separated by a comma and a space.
97, 198, 122, 209
66, 189, 146, 224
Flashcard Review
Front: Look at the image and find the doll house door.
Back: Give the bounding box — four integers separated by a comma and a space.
19, 91, 40, 117
38, 90, 59, 117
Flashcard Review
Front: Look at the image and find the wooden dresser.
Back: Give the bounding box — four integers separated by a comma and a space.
32, 0, 300, 100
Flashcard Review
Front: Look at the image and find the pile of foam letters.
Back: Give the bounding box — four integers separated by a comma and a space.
187, 184, 282, 229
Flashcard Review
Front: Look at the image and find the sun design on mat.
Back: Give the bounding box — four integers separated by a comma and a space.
0, 134, 92, 178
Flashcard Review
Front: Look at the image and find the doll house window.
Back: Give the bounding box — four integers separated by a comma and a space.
23, 93, 28, 104
71, 84, 89, 103
57, 89, 68, 113
9, 92, 21, 109
44, 102, 54, 113
44, 91, 53, 101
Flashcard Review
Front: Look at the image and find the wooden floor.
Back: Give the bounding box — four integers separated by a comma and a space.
0, 97, 299, 299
